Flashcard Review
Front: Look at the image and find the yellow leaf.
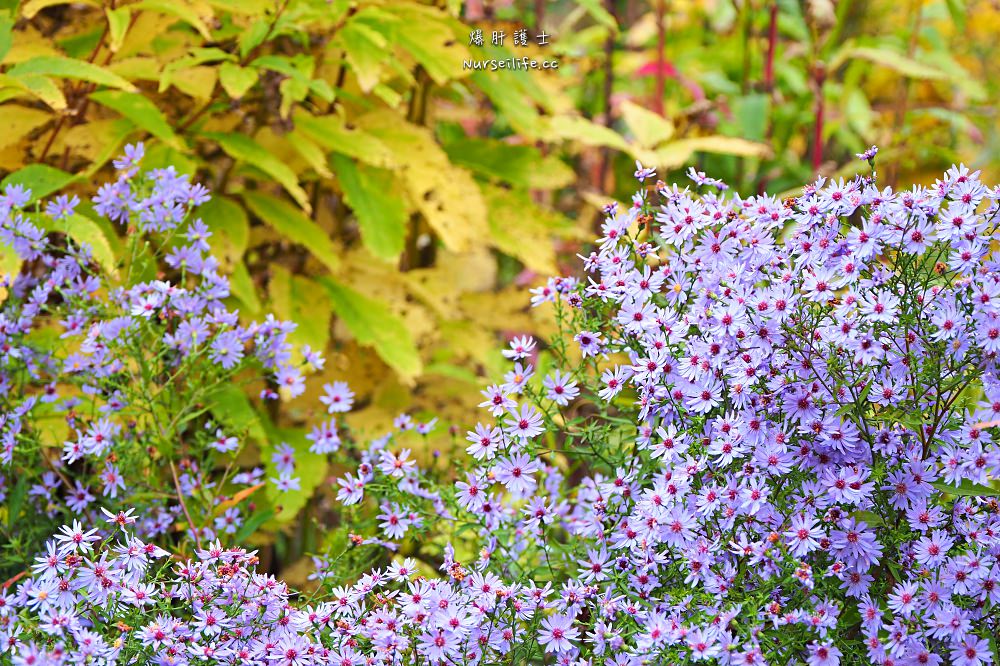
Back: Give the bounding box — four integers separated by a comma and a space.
0, 73, 66, 110
22, 0, 98, 19
620, 100, 675, 148
546, 115, 631, 152
165, 66, 217, 101
293, 110, 395, 168
133, 0, 214, 40
653, 136, 772, 168
0, 105, 51, 151
482, 184, 561, 274
358, 109, 487, 253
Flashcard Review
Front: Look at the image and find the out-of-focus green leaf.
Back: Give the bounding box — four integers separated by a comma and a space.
263, 426, 327, 524
269, 267, 332, 354
229, 261, 261, 315
286, 130, 332, 178
105, 7, 131, 52
294, 111, 394, 167
319, 276, 422, 384
209, 384, 266, 441
442, 136, 575, 190
7, 55, 137, 91
90, 90, 181, 148
197, 196, 248, 271
832, 45, 947, 80
620, 100, 675, 148
133, 0, 213, 39
205, 132, 310, 212
0, 14, 13, 63
845, 88, 874, 140
234, 508, 274, 544
575, 0, 617, 31
931, 480, 1000, 498
483, 184, 563, 274
6, 475, 28, 528
390, 3, 468, 85
2, 164, 76, 202
359, 110, 488, 253
242, 191, 340, 273
330, 154, 407, 263
0, 240, 21, 285
338, 13, 391, 92
732, 94, 769, 143
218, 62, 257, 99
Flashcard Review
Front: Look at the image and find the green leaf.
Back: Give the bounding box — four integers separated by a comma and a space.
6, 475, 28, 529
294, 111, 394, 168
218, 62, 257, 99
832, 45, 947, 80
60, 214, 116, 274
330, 154, 406, 262
390, 3, 468, 85
0, 14, 13, 63
208, 384, 266, 441
228, 261, 261, 315
931, 480, 1000, 498
0, 240, 21, 285
0, 73, 68, 109
133, 0, 212, 39
268, 268, 331, 354
483, 184, 567, 274
242, 191, 340, 273
441, 136, 574, 190
263, 426, 328, 524
338, 14, 391, 92
286, 131, 332, 178
205, 132, 310, 213
196, 196, 248, 271
105, 7, 131, 52
7, 55, 137, 91
319, 277, 422, 384
90, 90, 181, 148
234, 508, 274, 544
1, 164, 76, 202
575, 0, 618, 30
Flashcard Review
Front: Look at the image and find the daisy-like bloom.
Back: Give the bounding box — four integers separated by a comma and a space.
574, 330, 605, 357
543, 370, 580, 406
784, 513, 824, 558
633, 160, 656, 183
538, 614, 579, 654
504, 403, 545, 440
378, 448, 416, 478
950, 637, 992, 666
271, 472, 301, 492
806, 642, 842, 666
598, 366, 631, 402
465, 423, 502, 460
502, 335, 536, 360
320, 381, 354, 413
209, 330, 244, 369
209, 428, 239, 453
271, 442, 296, 474
494, 453, 541, 498
479, 384, 515, 417
54, 520, 100, 555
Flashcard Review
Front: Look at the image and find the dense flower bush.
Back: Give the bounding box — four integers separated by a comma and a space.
2, 147, 1000, 665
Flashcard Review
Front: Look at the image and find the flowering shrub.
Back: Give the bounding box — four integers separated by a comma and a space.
3, 148, 1000, 665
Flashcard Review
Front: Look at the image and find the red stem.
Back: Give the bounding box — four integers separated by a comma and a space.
654, 0, 666, 115
764, 3, 778, 91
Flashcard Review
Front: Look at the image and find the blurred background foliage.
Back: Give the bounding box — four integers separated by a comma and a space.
0, 0, 996, 574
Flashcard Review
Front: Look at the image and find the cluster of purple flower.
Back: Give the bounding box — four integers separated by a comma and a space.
321, 156, 1000, 665
4, 146, 1000, 666
0, 144, 346, 553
